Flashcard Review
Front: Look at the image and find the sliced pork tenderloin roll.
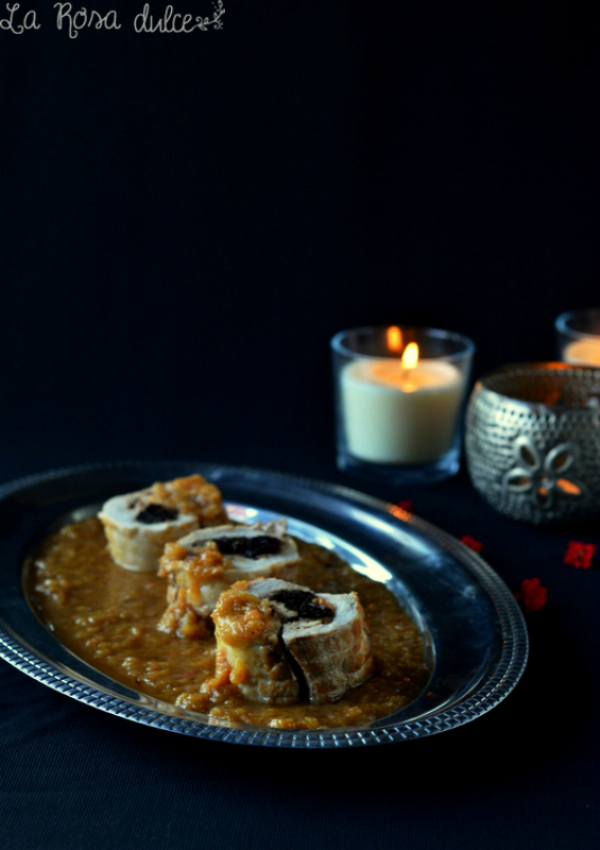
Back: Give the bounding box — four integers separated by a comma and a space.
157, 521, 300, 625
98, 474, 227, 572
249, 578, 373, 703
206, 578, 373, 705
280, 591, 374, 703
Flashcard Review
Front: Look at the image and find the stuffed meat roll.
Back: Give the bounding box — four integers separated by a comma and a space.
98, 474, 227, 572
157, 520, 300, 627
279, 589, 374, 704
207, 578, 373, 705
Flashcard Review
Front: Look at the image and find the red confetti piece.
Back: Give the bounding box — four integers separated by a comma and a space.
396, 501, 413, 513
460, 535, 483, 553
514, 578, 548, 612
563, 541, 596, 569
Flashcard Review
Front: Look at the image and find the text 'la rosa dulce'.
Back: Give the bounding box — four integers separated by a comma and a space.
0, 2, 225, 37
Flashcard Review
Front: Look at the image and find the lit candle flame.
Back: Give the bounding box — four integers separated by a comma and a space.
402, 342, 419, 369
386, 326, 402, 353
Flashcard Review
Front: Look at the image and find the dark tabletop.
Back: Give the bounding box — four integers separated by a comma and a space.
2, 461, 599, 850
1, 2, 599, 848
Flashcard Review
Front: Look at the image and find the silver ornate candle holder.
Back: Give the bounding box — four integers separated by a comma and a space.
465, 363, 600, 524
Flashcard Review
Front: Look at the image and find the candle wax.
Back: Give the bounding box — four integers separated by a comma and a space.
341, 358, 464, 464
564, 338, 600, 366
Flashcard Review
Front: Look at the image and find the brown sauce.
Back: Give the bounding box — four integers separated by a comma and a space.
27, 517, 429, 729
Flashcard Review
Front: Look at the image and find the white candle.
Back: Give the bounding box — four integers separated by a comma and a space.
564, 338, 600, 366
341, 357, 464, 464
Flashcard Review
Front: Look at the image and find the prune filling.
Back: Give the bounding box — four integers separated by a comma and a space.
213, 535, 282, 559
136, 504, 179, 524
270, 590, 334, 621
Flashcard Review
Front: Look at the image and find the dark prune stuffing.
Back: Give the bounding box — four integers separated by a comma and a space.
270, 590, 334, 621
136, 503, 179, 524
213, 535, 281, 559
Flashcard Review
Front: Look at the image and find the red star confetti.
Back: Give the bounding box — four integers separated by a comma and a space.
460, 535, 483, 553
514, 578, 548, 612
563, 541, 596, 569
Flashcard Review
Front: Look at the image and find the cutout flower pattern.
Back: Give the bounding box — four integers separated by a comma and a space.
502, 436, 585, 510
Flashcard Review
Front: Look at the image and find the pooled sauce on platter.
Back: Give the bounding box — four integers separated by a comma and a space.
27, 517, 429, 729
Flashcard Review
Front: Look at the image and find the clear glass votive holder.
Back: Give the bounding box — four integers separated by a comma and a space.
555, 309, 600, 366
331, 326, 475, 486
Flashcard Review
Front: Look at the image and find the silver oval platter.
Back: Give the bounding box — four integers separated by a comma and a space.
0, 461, 528, 748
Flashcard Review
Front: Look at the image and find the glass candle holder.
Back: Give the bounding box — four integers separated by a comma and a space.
331, 326, 475, 486
556, 309, 600, 366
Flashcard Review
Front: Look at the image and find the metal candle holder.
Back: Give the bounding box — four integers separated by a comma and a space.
465, 363, 600, 524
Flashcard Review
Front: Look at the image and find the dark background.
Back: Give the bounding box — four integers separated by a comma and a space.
1, 0, 597, 480
1, 3, 599, 849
